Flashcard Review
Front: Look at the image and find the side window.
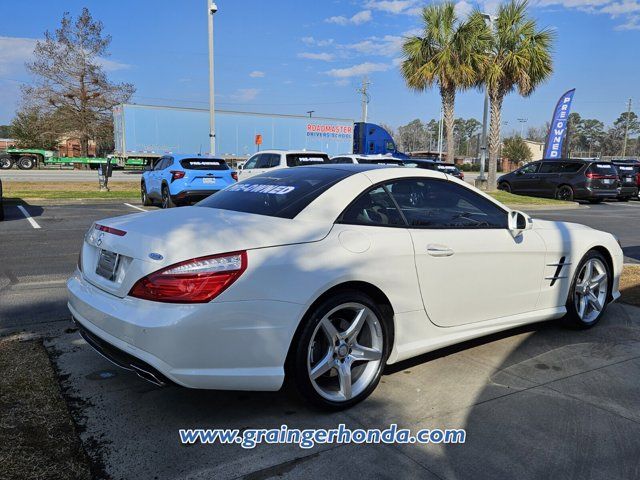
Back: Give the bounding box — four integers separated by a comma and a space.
387, 178, 508, 229
538, 162, 557, 173
153, 158, 166, 171
339, 186, 405, 227
519, 162, 540, 174
267, 154, 282, 168
243, 154, 260, 170
162, 158, 174, 170
333, 157, 353, 164
254, 154, 271, 168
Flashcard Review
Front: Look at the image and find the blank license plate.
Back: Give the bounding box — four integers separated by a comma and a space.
96, 249, 120, 281
203, 178, 216, 184
603, 179, 612, 185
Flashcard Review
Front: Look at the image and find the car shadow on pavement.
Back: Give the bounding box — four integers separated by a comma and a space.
1, 199, 44, 222
622, 245, 640, 262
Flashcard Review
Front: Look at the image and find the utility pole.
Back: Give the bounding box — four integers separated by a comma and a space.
437, 106, 444, 160
306, 110, 314, 118
207, 1, 218, 155
476, 12, 494, 188
622, 98, 632, 158
357, 77, 370, 123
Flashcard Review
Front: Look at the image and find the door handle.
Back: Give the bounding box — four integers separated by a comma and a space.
427, 244, 454, 257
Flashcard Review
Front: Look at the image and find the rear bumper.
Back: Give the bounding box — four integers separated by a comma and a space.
171, 189, 219, 203
67, 271, 305, 391
617, 186, 638, 197
579, 187, 619, 199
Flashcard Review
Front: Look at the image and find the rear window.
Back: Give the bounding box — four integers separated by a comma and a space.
614, 164, 637, 173
436, 164, 460, 174
588, 163, 616, 175
357, 158, 405, 165
180, 158, 229, 170
197, 167, 353, 218
286, 154, 330, 167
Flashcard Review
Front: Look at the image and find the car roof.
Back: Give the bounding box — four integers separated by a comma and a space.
255, 149, 326, 154
168, 154, 226, 161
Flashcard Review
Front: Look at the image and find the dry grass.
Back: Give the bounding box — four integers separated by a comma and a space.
3, 181, 139, 200
0, 338, 91, 480
620, 265, 640, 307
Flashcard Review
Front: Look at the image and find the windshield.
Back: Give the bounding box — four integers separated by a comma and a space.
197, 167, 353, 218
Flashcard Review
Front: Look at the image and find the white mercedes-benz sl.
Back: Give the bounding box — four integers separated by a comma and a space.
67, 164, 623, 409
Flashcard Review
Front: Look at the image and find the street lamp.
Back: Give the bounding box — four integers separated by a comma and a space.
208, 1, 218, 155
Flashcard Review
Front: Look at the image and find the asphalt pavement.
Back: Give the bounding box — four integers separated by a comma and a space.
2, 199, 640, 478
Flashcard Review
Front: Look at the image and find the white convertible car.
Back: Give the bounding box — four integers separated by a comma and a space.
67, 165, 623, 409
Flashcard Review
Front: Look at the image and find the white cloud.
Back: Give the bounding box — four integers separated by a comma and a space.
95, 57, 130, 72
526, 0, 640, 30
230, 88, 259, 102
249, 70, 265, 78
345, 35, 404, 57
326, 10, 372, 25
298, 52, 335, 61
454, 0, 474, 18
325, 62, 391, 78
301, 36, 334, 46
365, 0, 418, 15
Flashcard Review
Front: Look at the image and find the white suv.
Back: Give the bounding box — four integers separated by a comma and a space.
237, 150, 330, 180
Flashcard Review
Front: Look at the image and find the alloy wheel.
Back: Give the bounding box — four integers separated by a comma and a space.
573, 258, 608, 323
307, 302, 383, 402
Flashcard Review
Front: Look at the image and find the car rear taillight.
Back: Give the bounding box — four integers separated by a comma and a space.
95, 224, 127, 236
231, 171, 238, 181
171, 170, 186, 181
129, 251, 247, 303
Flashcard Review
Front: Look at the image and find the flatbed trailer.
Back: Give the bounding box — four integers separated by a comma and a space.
0, 148, 146, 170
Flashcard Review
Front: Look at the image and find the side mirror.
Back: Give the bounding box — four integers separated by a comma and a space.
508, 210, 531, 237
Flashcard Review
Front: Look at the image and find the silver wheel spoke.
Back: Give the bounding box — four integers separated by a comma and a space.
588, 292, 602, 311
337, 358, 353, 400
583, 261, 593, 283
343, 308, 367, 344
310, 351, 334, 380
350, 344, 382, 362
320, 318, 340, 342
578, 295, 588, 318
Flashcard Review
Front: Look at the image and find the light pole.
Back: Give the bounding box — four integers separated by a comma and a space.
517, 118, 528, 138
476, 13, 493, 187
208, 1, 218, 156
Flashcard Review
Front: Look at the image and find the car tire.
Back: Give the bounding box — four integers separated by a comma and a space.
289, 290, 390, 410
498, 182, 511, 193
563, 250, 611, 329
619, 197, 630, 202
0, 155, 13, 170
555, 185, 574, 201
17, 156, 35, 170
588, 199, 603, 204
161, 185, 175, 209
141, 182, 152, 206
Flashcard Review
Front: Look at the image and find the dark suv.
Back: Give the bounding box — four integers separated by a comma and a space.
611, 160, 639, 201
498, 159, 619, 203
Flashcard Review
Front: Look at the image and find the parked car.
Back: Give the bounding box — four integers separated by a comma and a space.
611, 160, 640, 201
0, 176, 4, 221
330, 154, 406, 166
141, 155, 236, 208
238, 150, 330, 180
68, 164, 622, 409
404, 158, 464, 180
498, 159, 619, 203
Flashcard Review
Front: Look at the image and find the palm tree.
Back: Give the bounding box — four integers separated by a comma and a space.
479, 0, 555, 189
401, 2, 489, 163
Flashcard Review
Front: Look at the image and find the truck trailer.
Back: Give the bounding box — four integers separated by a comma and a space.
112, 103, 399, 165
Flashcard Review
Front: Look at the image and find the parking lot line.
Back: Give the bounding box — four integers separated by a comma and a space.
124, 203, 147, 212
17, 205, 41, 229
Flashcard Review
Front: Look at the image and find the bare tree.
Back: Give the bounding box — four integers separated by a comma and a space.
23, 8, 134, 156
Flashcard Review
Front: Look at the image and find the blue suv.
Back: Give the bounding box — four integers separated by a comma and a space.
141, 155, 237, 208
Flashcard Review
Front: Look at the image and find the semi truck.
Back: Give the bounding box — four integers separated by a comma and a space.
112, 103, 400, 166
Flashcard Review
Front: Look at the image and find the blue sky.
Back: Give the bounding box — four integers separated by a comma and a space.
0, 0, 639, 135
